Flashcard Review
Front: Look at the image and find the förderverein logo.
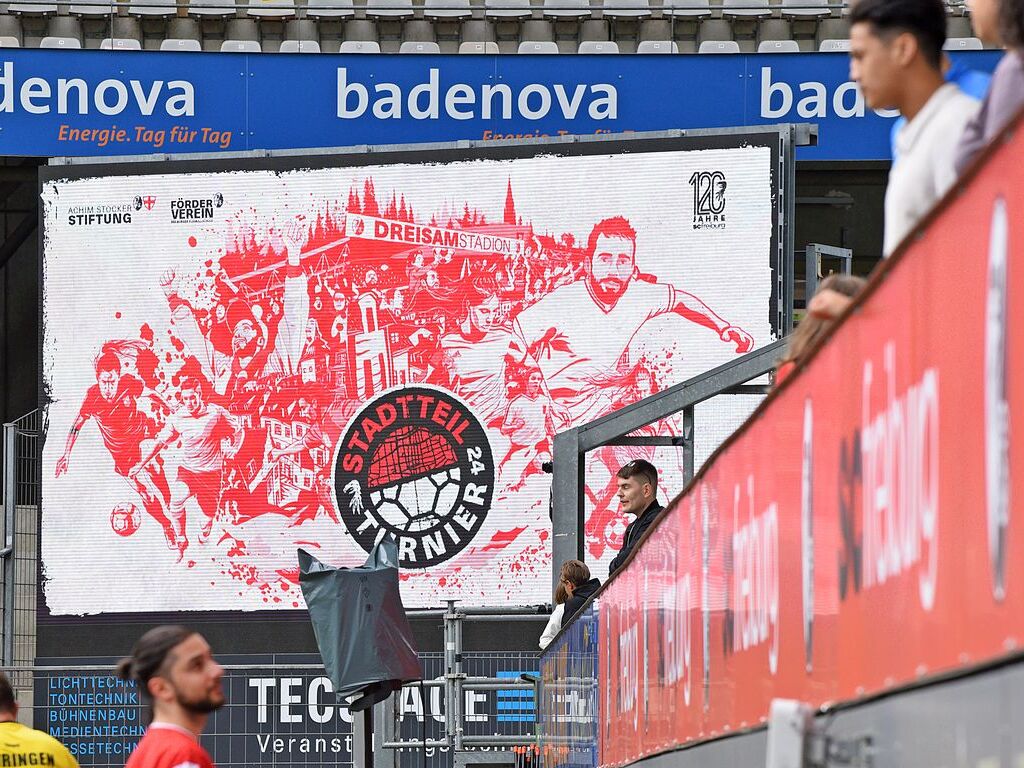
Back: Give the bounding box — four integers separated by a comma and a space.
67, 202, 135, 227
170, 193, 224, 223
334, 386, 494, 568
689, 170, 727, 230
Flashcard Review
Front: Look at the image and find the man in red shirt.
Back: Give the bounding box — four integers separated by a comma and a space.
117, 626, 225, 768
55, 350, 175, 549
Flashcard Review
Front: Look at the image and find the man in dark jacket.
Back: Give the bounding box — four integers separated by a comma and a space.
608, 459, 663, 576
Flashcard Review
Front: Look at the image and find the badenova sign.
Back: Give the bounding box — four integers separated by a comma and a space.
0, 49, 1001, 160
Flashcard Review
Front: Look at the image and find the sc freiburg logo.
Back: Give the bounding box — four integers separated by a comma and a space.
334, 386, 494, 568
689, 170, 727, 230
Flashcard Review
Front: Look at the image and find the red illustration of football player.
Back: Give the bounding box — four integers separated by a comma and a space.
428, 274, 522, 426
498, 365, 554, 492
583, 360, 663, 557
513, 216, 752, 426
55, 346, 176, 549
131, 377, 244, 560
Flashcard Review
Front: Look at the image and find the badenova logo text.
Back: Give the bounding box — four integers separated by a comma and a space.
0, 61, 195, 116
759, 67, 899, 120
337, 68, 618, 121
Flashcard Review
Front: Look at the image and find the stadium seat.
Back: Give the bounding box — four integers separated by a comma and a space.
781, 0, 830, 17
7, 2, 58, 14
399, 40, 441, 52
664, 0, 712, 16
698, 39, 739, 52
818, 37, 849, 50
366, 0, 415, 18
69, 3, 117, 17
460, 18, 495, 40
39, 35, 82, 47
544, 0, 591, 19
757, 39, 799, 51
100, 37, 143, 48
943, 36, 982, 49
425, 0, 473, 19
160, 37, 203, 50
305, 0, 355, 17
636, 39, 678, 53
459, 41, 499, 52
247, 0, 294, 18
578, 40, 618, 52
816, 17, 850, 41
339, 39, 381, 52
603, 0, 651, 18
188, 0, 236, 17
279, 39, 320, 51
723, 0, 770, 19
221, 38, 262, 51
129, 0, 176, 17
484, 0, 532, 18
518, 40, 559, 52
0, 35, 21, 46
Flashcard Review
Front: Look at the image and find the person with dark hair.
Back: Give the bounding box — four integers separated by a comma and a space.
0, 671, 78, 768
954, 0, 1024, 173
539, 560, 602, 649
118, 626, 224, 768
55, 346, 176, 550
848, 0, 980, 256
608, 459, 662, 576
514, 216, 752, 426
131, 377, 244, 558
776, 274, 868, 385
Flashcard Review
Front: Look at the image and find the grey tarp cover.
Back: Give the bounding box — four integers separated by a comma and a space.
298, 538, 421, 711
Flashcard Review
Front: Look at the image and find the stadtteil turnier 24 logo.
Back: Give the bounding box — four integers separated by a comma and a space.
334, 386, 494, 568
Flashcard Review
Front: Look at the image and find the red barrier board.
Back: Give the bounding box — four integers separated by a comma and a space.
598, 123, 1024, 766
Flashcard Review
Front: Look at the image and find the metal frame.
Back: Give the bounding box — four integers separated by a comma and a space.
375, 601, 536, 768
2, 422, 14, 666
550, 339, 784, 588
804, 243, 854, 302
547, 123, 804, 589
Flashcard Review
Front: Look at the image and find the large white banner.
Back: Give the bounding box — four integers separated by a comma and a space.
41, 144, 774, 614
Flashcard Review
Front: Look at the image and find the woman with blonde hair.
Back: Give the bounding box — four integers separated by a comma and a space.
776, 274, 867, 386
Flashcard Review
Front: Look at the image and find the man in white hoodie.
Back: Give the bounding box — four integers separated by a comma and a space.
849, 0, 980, 256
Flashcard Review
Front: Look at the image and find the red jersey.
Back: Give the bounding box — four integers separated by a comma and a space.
126, 723, 215, 768
80, 374, 155, 475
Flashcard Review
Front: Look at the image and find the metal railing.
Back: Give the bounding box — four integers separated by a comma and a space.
0, 602, 542, 767
4, 0, 861, 12
1, 410, 41, 671
4, 652, 538, 767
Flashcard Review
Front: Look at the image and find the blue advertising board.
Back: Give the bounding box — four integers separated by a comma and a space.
539, 603, 599, 768
0, 49, 1000, 160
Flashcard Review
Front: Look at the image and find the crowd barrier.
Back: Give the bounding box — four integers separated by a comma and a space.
10, 652, 538, 767
539, 112, 1024, 768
